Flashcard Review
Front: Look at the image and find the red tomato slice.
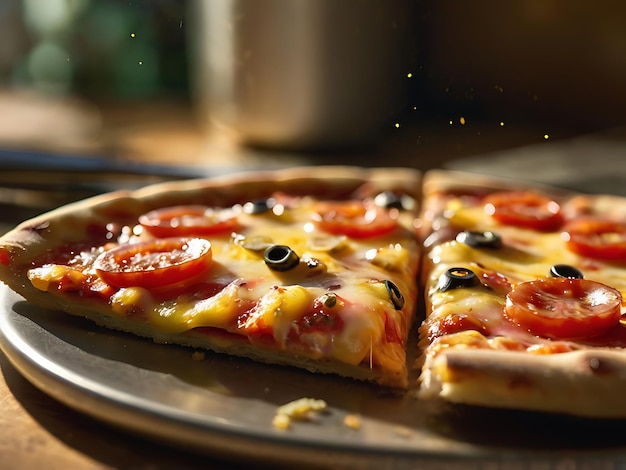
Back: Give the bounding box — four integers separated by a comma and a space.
0, 247, 11, 266
484, 191, 563, 231
312, 201, 399, 238
139, 205, 239, 238
563, 218, 626, 262
94, 237, 213, 289
505, 277, 622, 339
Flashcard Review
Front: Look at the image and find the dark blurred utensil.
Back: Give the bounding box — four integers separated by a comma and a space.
0, 148, 206, 219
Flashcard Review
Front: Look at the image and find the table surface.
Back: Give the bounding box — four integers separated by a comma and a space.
1, 90, 625, 469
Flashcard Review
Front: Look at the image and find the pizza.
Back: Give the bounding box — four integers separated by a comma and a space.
416, 170, 626, 418
0, 166, 421, 389
1, 165, 626, 419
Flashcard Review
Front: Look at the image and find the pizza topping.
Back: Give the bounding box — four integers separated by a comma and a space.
312, 201, 399, 239
504, 277, 622, 340
456, 230, 503, 249
110, 286, 155, 315
484, 191, 563, 231
0, 247, 11, 266
478, 269, 513, 295
384, 280, 405, 310
300, 254, 327, 275
319, 292, 338, 308
436, 313, 490, 337
298, 297, 343, 334
437, 267, 480, 291
93, 237, 213, 289
374, 191, 415, 211
263, 245, 300, 272
549, 264, 584, 279
307, 234, 348, 252
232, 233, 273, 252
242, 198, 276, 215
365, 244, 412, 272
562, 219, 626, 262
139, 205, 240, 238
29, 264, 89, 293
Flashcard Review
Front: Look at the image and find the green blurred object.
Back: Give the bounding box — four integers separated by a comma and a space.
8, 0, 189, 99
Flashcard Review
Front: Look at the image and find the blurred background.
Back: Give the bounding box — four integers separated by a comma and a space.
0, 0, 625, 203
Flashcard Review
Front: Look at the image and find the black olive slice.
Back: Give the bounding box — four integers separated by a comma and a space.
374, 191, 414, 211
243, 198, 276, 215
456, 230, 503, 249
264, 245, 300, 271
549, 264, 584, 279
438, 267, 480, 291
384, 280, 405, 310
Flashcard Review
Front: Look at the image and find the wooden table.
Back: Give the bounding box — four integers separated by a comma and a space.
0, 352, 262, 469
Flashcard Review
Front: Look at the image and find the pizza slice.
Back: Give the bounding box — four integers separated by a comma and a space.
0, 166, 421, 388
416, 170, 626, 418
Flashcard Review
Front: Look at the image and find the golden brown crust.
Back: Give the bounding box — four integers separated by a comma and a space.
419, 347, 626, 418
421, 169, 575, 198
0, 165, 421, 389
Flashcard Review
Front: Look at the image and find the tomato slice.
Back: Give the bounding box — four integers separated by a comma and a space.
139, 205, 239, 238
563, 218, 626, 262
504, 277, 622, 339
312, 201, 399, 238
484, 191, 563, 231
94, 237, 213, 289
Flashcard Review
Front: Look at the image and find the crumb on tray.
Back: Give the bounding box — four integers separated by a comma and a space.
272, 397, 328, 430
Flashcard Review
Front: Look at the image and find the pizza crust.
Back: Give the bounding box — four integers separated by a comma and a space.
422, 169, 575, 199
419, 347, 626, 418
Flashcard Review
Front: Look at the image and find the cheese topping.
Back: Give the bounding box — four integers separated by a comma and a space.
27, 194, 420, 376
424, 191, 626, 353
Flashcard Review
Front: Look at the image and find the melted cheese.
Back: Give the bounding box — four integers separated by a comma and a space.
443, 204, 626, 300
424, 196, 626, 353
27, 196, 420, 374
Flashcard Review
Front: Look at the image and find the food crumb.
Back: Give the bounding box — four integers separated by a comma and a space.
191, 351, 206, 361
272, 397, 327, 430
272, 413, 291, 430
276, 397, 327, 419
343, 414, 361, 430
